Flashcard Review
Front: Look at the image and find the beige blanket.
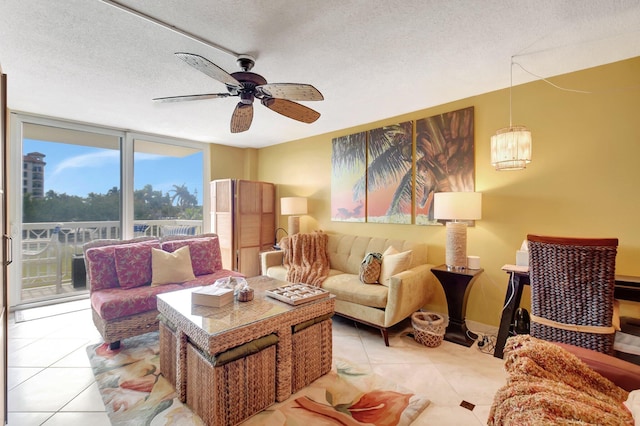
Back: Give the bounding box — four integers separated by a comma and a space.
488, 335, 633, 425
281, 231, 330, 286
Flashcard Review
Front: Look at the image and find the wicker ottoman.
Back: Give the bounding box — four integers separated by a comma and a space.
291, 317, 333, 393
185, 341, 277, 426
159, 321, 179, 391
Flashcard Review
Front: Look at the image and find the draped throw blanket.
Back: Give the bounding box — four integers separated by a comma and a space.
282, 231, 330, 286
488, 335, 633, 426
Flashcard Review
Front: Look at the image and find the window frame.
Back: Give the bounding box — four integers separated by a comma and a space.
9, 112, 211, 307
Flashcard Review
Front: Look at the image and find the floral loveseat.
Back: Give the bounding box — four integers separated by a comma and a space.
85, 233, 243, 349
260, 232, 438, 346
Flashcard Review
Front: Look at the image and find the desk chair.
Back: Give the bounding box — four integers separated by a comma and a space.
527, 234, 618, 355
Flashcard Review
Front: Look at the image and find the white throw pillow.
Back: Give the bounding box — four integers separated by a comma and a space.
151, 246, 196, 286
379, 246, 413, 286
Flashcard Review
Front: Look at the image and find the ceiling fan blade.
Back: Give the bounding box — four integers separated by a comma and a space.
175, 52, 241, 88
153, 93, 231, 102
257, 83, 324, 101
262, 98, 321, 123
230, 102, 253, 133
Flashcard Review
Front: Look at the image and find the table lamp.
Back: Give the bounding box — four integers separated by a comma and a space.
280, 197, 307, 235
434, 192, 482, 270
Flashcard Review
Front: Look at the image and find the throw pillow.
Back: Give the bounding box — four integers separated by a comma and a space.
85, 246, 119, 291
151, 246, 196, 286
359, 252, 382, 284
114, 242, 159, 289
161, 237, 219, 275
379, 246, 413, 286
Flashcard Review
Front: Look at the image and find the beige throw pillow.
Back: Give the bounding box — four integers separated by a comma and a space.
151, 246, 196, 286
379, 246, 413, 286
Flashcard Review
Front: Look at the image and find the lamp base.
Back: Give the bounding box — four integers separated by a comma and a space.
288, 216, 300, 235
445, 221, 467, 270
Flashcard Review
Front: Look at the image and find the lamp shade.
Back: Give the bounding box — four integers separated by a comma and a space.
280, 197, 308, 215
433, 192, 482, 221
490, 126, 532, 171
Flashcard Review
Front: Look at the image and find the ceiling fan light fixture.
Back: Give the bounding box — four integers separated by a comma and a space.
239, 91, 254, 104
155, 52, 323, 132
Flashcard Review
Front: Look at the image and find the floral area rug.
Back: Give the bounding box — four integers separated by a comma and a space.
243, 359, 430, 426
87, 331, 430, 425
86, 331, 200, 425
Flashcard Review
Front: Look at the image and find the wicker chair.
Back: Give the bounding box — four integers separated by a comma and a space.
527, 234, 618, 354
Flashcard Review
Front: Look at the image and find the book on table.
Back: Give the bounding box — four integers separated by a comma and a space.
192, 286, 234, 307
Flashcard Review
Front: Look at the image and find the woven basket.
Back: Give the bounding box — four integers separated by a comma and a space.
412, 312, 446, 347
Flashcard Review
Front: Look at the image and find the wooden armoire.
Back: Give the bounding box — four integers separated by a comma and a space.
210, 179, 275, 277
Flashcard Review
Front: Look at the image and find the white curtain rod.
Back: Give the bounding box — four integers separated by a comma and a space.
98, 0, 240, 59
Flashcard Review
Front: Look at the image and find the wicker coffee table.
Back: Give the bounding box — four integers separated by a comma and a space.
157, 276, 335, 425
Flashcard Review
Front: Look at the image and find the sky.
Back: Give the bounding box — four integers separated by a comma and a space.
24, 139, 204, 204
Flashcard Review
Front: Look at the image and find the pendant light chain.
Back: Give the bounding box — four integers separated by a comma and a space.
509, 57, 514, 128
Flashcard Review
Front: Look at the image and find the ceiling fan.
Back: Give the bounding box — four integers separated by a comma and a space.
154, 52, 324, 133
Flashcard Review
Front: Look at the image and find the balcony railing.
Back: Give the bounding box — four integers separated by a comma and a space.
19, 220, 203, 303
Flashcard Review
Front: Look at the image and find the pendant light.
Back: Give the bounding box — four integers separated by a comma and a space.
491, 58, 532, 171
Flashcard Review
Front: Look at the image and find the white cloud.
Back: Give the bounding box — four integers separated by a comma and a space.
134, 153, 165, 161
51, 150, 120, 178
50, 151, 165, 178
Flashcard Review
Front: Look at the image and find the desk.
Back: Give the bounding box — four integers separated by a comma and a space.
494, 267, 640, 359
615, 275, 640, 300
431, 265, 484, 346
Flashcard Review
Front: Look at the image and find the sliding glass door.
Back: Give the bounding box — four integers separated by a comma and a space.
12, 118, 123, 307
9, 114, 209, 308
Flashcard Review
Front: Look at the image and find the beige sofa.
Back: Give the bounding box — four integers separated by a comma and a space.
260, 232, 437, 346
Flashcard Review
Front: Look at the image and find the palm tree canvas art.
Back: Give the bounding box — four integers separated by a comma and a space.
367, 122, 413, 224
330, 108, 474, 225
331, 132, 366, 222
415, 106, 475, 225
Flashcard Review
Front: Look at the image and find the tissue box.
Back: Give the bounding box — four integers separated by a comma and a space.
516, 250, 529, 267
192, 286, 234, 307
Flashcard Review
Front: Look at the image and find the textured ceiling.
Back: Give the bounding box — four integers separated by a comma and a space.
1, 0, 640, 148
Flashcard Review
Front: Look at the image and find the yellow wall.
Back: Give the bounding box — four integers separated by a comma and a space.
209, 143, 258, 180
220, 57, 640, 326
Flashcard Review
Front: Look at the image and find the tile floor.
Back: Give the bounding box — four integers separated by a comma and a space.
7, 299, 507, 425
